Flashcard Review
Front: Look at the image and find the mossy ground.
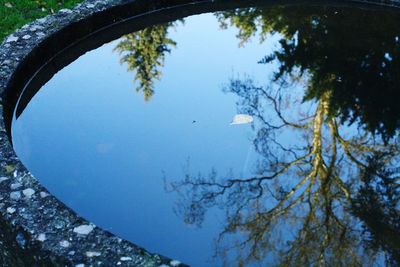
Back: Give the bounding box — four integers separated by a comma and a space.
0, 0, 83, 41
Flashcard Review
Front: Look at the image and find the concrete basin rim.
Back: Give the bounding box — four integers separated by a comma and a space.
0, 0, 399, 266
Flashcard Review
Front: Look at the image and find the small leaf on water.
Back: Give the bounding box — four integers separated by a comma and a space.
230, 114, 254, 125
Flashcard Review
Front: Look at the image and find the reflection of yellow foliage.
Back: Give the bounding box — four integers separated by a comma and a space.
167, 80, 400, 266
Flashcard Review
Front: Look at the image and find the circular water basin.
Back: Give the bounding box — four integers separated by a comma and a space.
11, 3, 400, 266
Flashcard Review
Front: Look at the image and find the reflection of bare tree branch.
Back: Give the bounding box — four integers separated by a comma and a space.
166, 78, 399, 265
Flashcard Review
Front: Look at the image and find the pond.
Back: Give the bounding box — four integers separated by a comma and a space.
11, 3, 400, 267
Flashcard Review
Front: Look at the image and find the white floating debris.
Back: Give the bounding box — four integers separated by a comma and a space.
86, 251, 101, 257
22, 35, 31, 40
73, 225, 94, 235
22, 188, 35, 198
120, 256, 132, 261
6, 207, 16, 214
37, 233, 46, 242
230, 114, 254, 125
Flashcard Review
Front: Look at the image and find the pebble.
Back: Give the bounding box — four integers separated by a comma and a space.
6, 36, 19, 43
29, 26, 42, 32
40, 191, 49, 198
170, 260, 181, 266
54, 219, 66, 229
36, 18, 47, 23
59, 9, 73, 14
6, 207, 16, 214
73, 225, 94, 235
60, 240, 70, 248
10, 191, 21, 200
10, 183, 21, 190
22, 188, 35, 198
37, 233, 46, 242
86, 251, 101, 257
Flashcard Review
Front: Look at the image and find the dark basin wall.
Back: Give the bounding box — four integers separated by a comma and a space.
0, 0, 399, 266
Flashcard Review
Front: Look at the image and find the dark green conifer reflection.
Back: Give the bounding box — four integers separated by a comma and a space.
218, 6, 400, 141
351, 153, 400, 265
114, 21, 179, 101
115, 6, 400, 139
160, 5, 400, 266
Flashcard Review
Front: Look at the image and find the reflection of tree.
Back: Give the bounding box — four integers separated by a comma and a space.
351, 152, 400, 265
114, 6, 400, 140
217, 6, 400, 141
110, 4, 400, 265
114, 22, 179, 101
167, 78, 400, 265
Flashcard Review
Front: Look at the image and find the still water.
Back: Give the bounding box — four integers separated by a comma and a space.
12, 5, 400, 266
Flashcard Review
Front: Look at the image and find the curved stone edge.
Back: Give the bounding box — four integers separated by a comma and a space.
0, 0, 399, 266
0, 1, 188, 266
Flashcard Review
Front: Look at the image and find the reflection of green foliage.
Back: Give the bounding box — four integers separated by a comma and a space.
165, 6, 400, 265
116, 5, 400, 140
114, 22, 178, 101
168, 77, 400, 266
217, 6, 400, 141
216, 6, 288, 45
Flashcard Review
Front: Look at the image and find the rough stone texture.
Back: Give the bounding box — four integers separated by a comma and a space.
0, 0, 399, 266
